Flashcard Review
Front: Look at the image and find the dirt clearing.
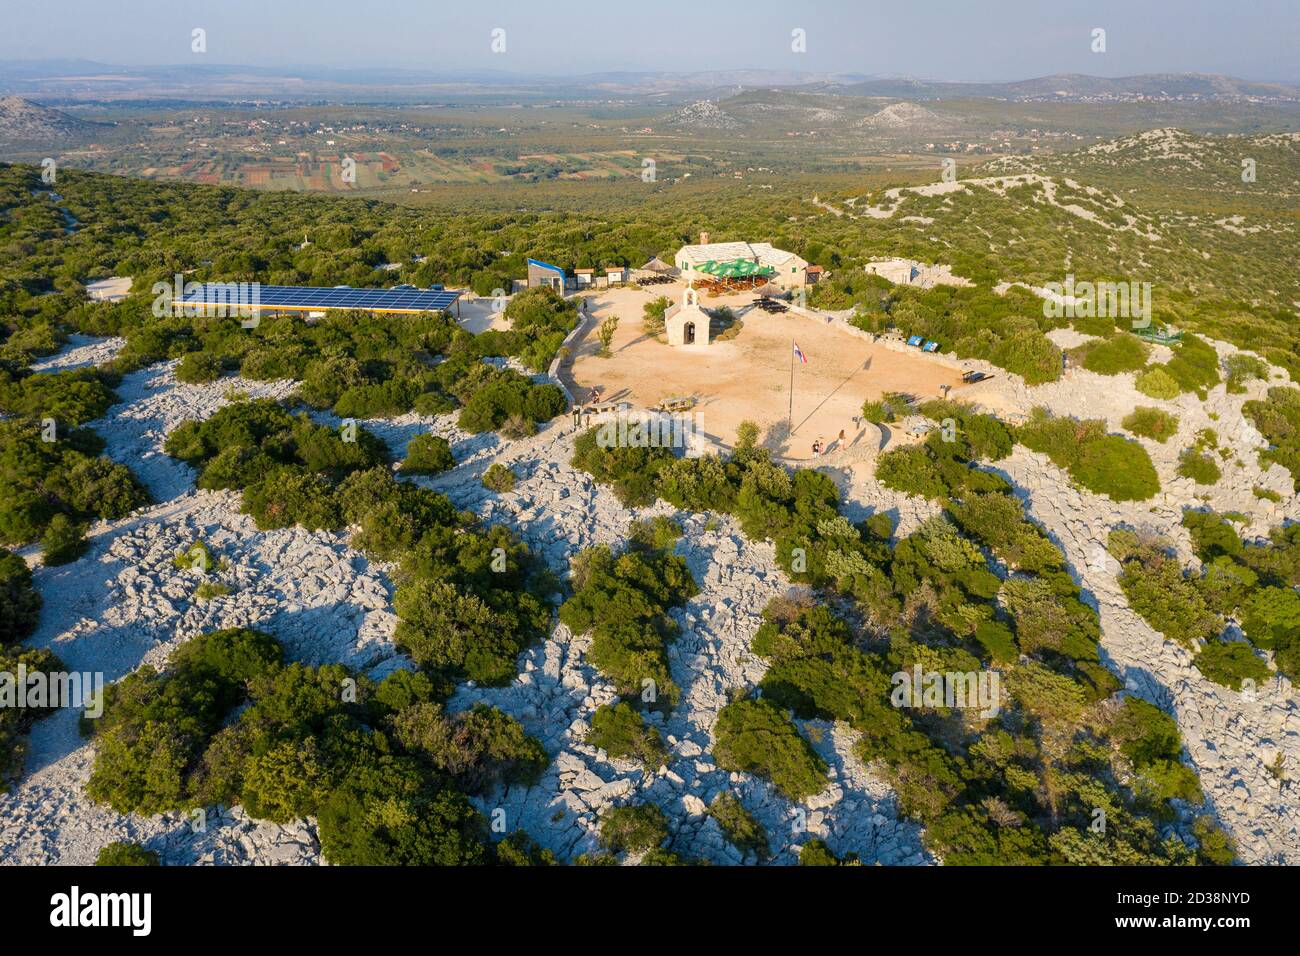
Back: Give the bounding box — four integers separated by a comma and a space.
564, 284, 962, 460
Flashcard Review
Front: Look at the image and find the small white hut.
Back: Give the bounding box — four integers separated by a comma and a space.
665, 286, 711, 348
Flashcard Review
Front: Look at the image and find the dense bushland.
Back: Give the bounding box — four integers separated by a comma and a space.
1111, 512, 1300, 685
168, 307, 568, 434
572, 419, 1230, 864
750, 598, 1213, 864
83, 627, 547, 864
165, 400, 554, 687
0, 367, 119, 427
559, 519, 697, 708
1070, 332, 1149, 375
2, 154, 1295, 390
0, 418, 148, 548
712, 697, 828, 801
875, 404, 1014, 502
494, 286, 579, 372
1244, 386, 1300, 491
164, 399, 388, 530
1016, 408, 1160, 501
820, 279, 1065, 386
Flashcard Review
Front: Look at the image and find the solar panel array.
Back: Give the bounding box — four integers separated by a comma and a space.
178, 284, 462, 313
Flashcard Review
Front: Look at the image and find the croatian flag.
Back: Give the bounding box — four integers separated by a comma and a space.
793, 341, 808, 364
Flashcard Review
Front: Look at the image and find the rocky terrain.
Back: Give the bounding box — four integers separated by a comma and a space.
924, 338, 1300, 862
429, 427, 928, 864
1, 316, 1297, 865
0, 96, 106, 148
856, 102, 952, 131
664, 100, 741, 131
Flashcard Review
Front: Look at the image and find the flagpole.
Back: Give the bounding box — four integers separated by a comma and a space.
788, 338, 795, 432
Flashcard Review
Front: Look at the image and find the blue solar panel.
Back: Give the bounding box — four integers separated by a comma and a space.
178, 284, 462, 313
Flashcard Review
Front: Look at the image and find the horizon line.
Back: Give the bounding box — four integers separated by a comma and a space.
1, 59, 1298, 88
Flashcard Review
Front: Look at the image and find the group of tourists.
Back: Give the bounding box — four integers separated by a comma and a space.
811, 428, 849, 458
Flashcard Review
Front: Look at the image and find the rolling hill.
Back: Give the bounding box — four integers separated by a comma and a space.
0, 96, 108, 147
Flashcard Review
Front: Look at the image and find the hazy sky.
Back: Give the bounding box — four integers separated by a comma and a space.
3, 0, 1297, 81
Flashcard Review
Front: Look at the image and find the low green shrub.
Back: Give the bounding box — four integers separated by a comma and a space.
1122, 407, 1179, 442
599, 803, 668, 853
626, 516, 682, 552
1177, 449, 1221, 485
642, 296, 670, 336
1108, 697, 1203, 804
799, 838, 858, 866
95, 842, 160, 866
393, 576, 547, 687
175, 351, 223, 384
1110, 531, 1221, 647
1194, 640, 1271, 690
708, 793, 769, 857
1243, 387, 1300, 491
876, 445, 948, 499
400, 433, 455, 475
482, 463, 516, 492
1162, 335, 1221, 395
585, 702, 667, 768
1018, 408, 1160, 501
172, 539, 224, 574
1134, 367, 1180, 400
1224, 354, 1269, 394
917, 400, 1013, 461
1193, 816, 1237, 865
40, 513, 89, 566
194, 581, 231, 601
494, 830, 558, 866
860, 399, 890, 424
712, 698, 827, 801
1079, 334, 1149, 375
